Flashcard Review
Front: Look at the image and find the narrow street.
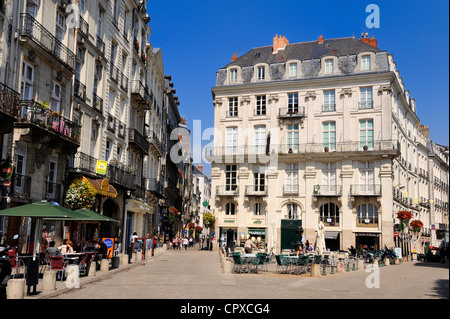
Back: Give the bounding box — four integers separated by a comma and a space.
48, 248, 449, 300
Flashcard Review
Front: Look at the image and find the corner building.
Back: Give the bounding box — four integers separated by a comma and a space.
208, 35, 449, 254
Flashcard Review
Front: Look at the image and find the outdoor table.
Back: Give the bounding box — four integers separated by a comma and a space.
240, 254, 257, 272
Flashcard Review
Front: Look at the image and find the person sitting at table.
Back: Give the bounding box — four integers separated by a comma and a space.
296, 244, 304, 256
58, 240, 74, 255
244, 237, 257, 254
95, 240, 108, 259
44, 241, 62, 262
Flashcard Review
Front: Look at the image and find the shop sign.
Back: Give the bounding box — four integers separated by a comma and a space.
223, 219, 235, 223
96, 160, 108, 175
253, 219, 263, 224
0, 162, 13, 180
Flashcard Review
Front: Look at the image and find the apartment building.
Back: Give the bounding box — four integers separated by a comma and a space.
190, 164, 211, 236
0, 0, 189, 253
208, 34, 449, 255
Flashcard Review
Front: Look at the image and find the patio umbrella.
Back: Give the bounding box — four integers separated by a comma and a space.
0, 201, 76, 259
74, 208, 119, 223
315, 221, 326, 256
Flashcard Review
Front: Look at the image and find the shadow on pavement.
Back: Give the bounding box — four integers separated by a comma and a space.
426, 279, 449, 299
412, 261, 449, 270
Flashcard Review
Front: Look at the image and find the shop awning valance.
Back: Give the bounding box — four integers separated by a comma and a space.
83, 176, 117, 198
325, 231, 340, 239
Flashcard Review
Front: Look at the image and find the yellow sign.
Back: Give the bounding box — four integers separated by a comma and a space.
96, 160, 108, 175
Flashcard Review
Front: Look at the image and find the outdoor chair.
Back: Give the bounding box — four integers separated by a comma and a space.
7, 250, 26, 278
256, 253, 269, 272
292, 255, 309, 275
49, 256, 67, 281
275, 255, 290, 274
232, 255, 247, 274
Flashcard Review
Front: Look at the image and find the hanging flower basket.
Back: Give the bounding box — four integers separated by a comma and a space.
396, 210, 413, 232
64, 178, 96, 210
410, 220, 424, 233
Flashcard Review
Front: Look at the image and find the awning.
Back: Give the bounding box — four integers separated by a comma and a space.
74, 208, 119, 222
83, 176, 117, 198
0, 201, 75, 218
325, 231, 340, 239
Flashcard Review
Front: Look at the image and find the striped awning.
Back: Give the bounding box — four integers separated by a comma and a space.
82, 176, 117, 198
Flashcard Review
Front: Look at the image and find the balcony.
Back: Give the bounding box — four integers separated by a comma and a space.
148, 130, 163, 156
92, 93, 103, 113
313, 185, 342, 196
129, 128, 149, 155
131, 80, 151, 108
118, 120, 126, 139
77, 15, 89, 38
358, 101, 374, 109
278, 107, 306, 119
110, 63, 128, 92
215, 185, 239, 197
68, 152, 98, 177
17, 100, 81, 147
350, 184, 381, 196
96, 35, 105, 56
148, 178, 164, 198
0, 82, 20, 125
74, 79, 86, 101
283, 184, 299, 195
245, 185, 268, 197
107, 115, 116, 133
280, 140, 399, 155
20, 13, 75, 72
10, 174, 32, 200
106, 165, 136, 190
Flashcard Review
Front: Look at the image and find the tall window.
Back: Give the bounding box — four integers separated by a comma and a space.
253, 203, 264, 216
254, 125, 266, 154
322, 163, 336, 195
357, 204, 378, 225
51, 82, 61, 112
228, 97, 238, 117
288, 93, 299, 113
225, 165, 237, 191
225, 127, 238, 154
286, 203, 298, 219
230, 69, 237, 83
286, 124, 299, 152
323, 90, 335, 111
47, 157, 58, 198
325, 59, 334, 74
97, 7, 104, 37
91, 121, 99, 155
359, 162, 374, 195
289, 63, 297, 77
105, 140, 111, 161
20, 61, 34, 100
55, 11, 66, 58
360, 87, 373, 109
255, 95, 266, 116
257, 66, 265, 80
323, 122, 336, 151
285, 164, 298, 194
360, 119, 374, 149
253, 166, 265, 192
361, 55, 371, 71
225, 203, 236, 215
320, 203, 339, 226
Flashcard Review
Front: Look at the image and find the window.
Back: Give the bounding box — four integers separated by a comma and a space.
97, 7, 104, 36
105, 140, 111, 161
323, 90, 335, 111
323, 122, 336, 151
225, 203, 235, 215
325, 59, 334, 74
286, 203, 298, 219
359, 162, 374, 195
360, 119, 374, 149
225, 165, 237, 191
257, 66, 265, 80
20, 61, 34, 100
117, 145, 122, 161
255, 95, 266, 116
288, 93, 299, 113
253, 203, 264, 216
47, 157, 58, 198
230, 69, 237, 83
360, 87, 373, 109
322, 163, 336, 195
253, 166, 265, 192
228, 97, 238, 117
320, 203, 339, 226
225, 127, 238, 154
113, 0, 119, 22
289, 63, 297, 77
286, 124, 299, 152
91, 122, 99, 154
361, 55, 371, 71
254, 125, 266, 154
357, 204, 378, 225
56, 10, 66, 30
285, 164, 298, 194
51, 82, 61, 112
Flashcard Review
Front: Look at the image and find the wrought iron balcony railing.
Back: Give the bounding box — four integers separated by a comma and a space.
129, 128, 149, 155
20, 13, 76, 72
148, 178, 164, 197
280, 140, 399, 154
278, 107, 306, 118
18, 100, 81, 145
283, 184, 299, 195
245, 185, 268, 196
96, 35, 105, 55
350, 184, 381, 196
44, 181, 61, 202
0, 82, 20, 119
10, 174, 31, 200
313, 185, 342, 196
92, 93, 103, 113
77, 15, 89, 37
131, 80, 151, 107
74, 79, 86, 101
68, 152, 98, 176
106, 165, 136, 190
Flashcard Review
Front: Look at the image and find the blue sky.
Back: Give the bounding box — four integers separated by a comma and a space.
147, 0, 449, 177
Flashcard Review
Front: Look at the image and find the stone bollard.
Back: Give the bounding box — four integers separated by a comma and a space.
6, 279, 25, 299
121, 254, 128, 266
100, 259, 110, 272
385, 258, 390, 266
223, 259, 233, 274
43, 270, 57, 291
395, 258, 400, 265
136, 251, 142, 262
310, 263, 321, 277
88, 262, 97, 277
65, 265, 80, 289
336, 261, 344, 273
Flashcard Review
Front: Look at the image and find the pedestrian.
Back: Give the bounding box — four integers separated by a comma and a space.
172, 237, 177, 250
183, 237, 189, 250
128, 231, 138, 263
96, 240, 108, 259
178, 236, 182, 250
189, 237, 193, 248
44, 241, 62, 262
244, 237, 256, 254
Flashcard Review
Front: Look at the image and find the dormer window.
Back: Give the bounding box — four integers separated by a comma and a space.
257, 66, 265, 80
230, 69, 238, 83
361, 55, 371, 70
325, 59, 334, 74
289, 63, 297, 77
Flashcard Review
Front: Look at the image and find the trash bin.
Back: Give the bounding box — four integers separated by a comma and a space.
111, 256, 120, 269
25, 259, 39, 296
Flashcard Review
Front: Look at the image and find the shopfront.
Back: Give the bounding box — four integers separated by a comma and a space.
248, 228, 267, 249
355, 232, 380, 251
219, 227, 237, 249
325, 231, 340, 251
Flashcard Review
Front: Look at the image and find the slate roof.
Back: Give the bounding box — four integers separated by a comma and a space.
223, 37, 384, 69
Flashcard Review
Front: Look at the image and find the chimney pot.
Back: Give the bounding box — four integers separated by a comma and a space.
273, 34, 289, 54
231, 52, 237, 62
318, 35, 324, 44
198, 164, 203, 173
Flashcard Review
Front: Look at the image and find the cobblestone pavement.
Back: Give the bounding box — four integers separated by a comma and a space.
44, 248, 448, 300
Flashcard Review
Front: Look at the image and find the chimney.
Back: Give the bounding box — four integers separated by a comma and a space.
273, 34, 289, 54
318, 35, 324, 44
231, 52, 237, 62
418, 124, 430, 139
360, 35, 378, 48
198, 164, 203, 173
